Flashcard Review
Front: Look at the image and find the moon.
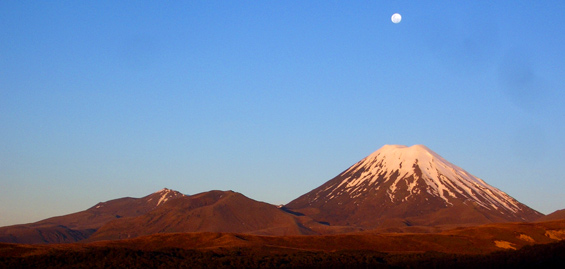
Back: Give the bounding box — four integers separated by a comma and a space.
391, 13, 402, 24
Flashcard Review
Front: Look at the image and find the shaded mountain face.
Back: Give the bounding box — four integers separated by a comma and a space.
0, 188, 186, 244
286, 145, 543, 228
86, 190, 330, 242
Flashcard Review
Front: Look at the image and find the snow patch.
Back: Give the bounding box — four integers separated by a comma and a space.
153, 188, 186, 206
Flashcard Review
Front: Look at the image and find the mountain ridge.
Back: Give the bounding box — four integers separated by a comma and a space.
85, 190, 330, 242
0, 189, 348, 244
0, 144, 547, 244
0, 188, 186, 244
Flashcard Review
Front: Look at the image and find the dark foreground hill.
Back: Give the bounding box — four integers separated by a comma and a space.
2, 220, 565, 268
1, 241, 565, 268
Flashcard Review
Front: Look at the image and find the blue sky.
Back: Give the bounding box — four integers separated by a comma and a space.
1, 1, 564, 226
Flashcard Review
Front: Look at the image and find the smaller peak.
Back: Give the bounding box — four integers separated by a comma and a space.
152, 188, 186, 206
153, 188, 185, 196
155, 188, 173, 193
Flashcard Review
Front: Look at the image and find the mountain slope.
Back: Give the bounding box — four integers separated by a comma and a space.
537, 209, 565, 222
0, 188, 185, 244
86, 190, 332, 242
286, 145, 542, 228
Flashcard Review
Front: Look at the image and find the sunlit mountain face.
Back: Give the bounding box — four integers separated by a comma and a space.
286, 145, 542, 228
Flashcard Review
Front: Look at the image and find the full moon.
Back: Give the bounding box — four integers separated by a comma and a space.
391, 13, 402, 24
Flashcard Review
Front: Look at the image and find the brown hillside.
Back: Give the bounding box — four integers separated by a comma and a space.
0, 189, 185, 244
537, 209, 565, 222
85, 190, 335, 242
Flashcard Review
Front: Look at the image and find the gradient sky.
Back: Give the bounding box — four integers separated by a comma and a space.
1, 1, 564, 227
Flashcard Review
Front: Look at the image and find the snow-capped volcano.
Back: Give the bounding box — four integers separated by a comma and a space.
286, 145, 542, 228
329, 145, 520, 212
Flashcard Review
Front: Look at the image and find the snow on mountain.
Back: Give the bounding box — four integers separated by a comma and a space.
147, 188, 186, 207
287, 144, 542, 227
324, 145, 521, 213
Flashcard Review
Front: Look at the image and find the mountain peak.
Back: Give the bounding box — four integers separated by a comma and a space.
344, 144, 500, 206
148, 188, 186, 206
379, 144, 431, 151
372, 144, 441, 160
286, 144, 542, 227
370, 144, 437, 166
154, 188, 174, 194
